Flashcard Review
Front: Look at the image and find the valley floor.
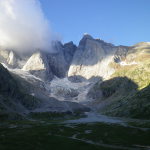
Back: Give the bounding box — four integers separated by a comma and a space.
0, 114, 150, 150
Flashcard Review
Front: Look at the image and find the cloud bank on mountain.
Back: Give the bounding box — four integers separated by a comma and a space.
0, 0, 58, 53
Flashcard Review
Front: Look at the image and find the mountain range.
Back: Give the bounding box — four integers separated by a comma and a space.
0, 34, 150, 120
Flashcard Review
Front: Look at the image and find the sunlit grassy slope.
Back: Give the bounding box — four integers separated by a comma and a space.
90, 42, 150, 119
112, 42, 150, 89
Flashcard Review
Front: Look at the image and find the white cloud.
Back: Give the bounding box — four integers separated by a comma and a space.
0, 0, 57, 52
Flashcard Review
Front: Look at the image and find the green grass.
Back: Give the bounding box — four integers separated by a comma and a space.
0, 121, 150, 150
89, 48, 150, 119
103, 85, 150, 119
112, 49, 150, 90
27, 111, 86, 122
112, 64, 150, 90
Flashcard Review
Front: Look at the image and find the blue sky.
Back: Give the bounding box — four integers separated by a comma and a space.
40, 0, 150, 46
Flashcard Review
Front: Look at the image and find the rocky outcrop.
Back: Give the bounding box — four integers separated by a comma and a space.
22, 52, 53, 81
21, 41, 76, 80
68, 34, 117, 80
0, 63, 41, 117
63, 41, 77, 66
0, 35, 130, 82
114, 46, 129, 63
44, 41, 76, 79
0, 63, 90, 119
0, 49, 18, 68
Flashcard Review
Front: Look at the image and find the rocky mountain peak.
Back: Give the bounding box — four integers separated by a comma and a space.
0, 49, 18, 68
79, 34, 94, 47
22, 51, 53, 81
22, 52, 46, 71
63, 41, 77, 64
68, 35, 117, 81
83, 33, 93, 39
51, 41, 63, 53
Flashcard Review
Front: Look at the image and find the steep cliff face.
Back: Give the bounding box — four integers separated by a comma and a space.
0, 40, 77, 81
68, 34, 127, 81
0, 49, 18, 68
22, 52, 53, 81
21, 41, 76, 80
47, 42, 68, 78
0, 63, 41, 119
48, 41, 77, 78
63, 41, 77, 66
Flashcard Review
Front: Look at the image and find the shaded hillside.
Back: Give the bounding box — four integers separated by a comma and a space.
88, 42, 150, 119
103, 84, 150, 119
0, 64, 90, 120
0, 63, 41, 119
88, 77, 137, 101
89, 76, 150, 119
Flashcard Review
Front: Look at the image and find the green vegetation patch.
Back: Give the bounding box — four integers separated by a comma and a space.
0, 121, 150, 150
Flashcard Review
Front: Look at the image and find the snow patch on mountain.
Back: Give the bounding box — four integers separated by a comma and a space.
49, 77, 92, 103
119, 61, 138, 66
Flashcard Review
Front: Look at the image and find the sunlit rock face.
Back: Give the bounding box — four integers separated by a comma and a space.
68, 34, 117, 81
0, 49, 18, 68
0, 41, 77, 81
21, 41, 75, 81
22, 51, 54, 81
0, 35, 130, 82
